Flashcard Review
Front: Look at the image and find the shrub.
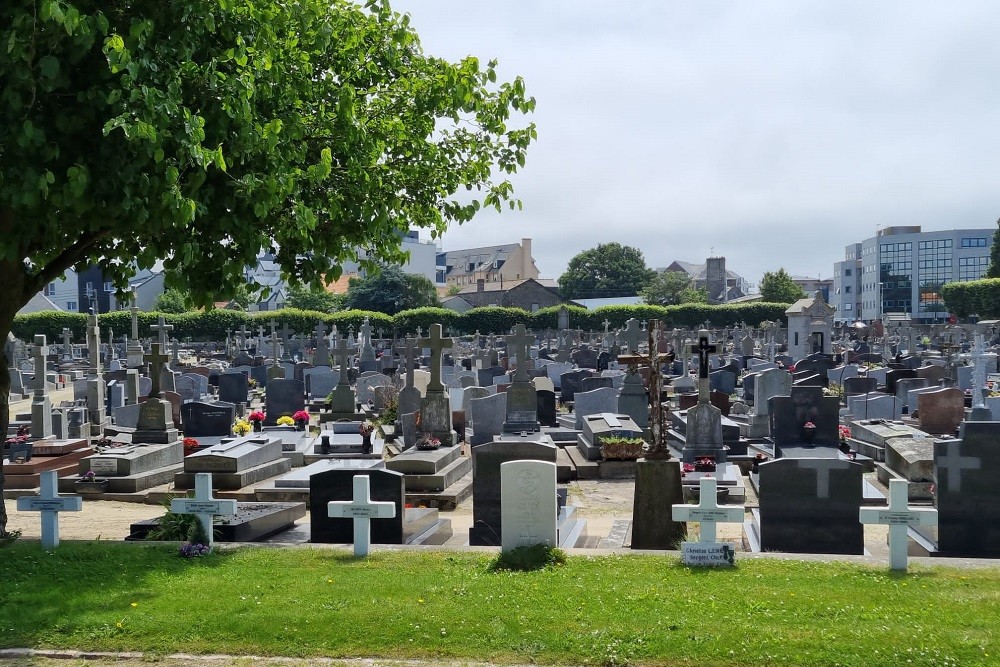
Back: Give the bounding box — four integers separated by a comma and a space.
456, 306, 530, 334
394, 307, 460, 335
490, 544, 568, 572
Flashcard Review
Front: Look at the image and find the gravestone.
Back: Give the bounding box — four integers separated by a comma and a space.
469, 440, 558, 546
218, 372, 249, 405
326, 475, 397, 557
536, 389, 558, 427
769, 385, 841, 454
559, 369, 593, 405
757, 458, 864, 554
468, 392, 507, 446
932, 422, 1000, 556
500, 459, 558, 552
264, 378, 305, 426
310, 468, 404, 545
503, 324, 540, 433
181, 401, 236, 438
843, 376, 877, 398
747, 368, 792, 438
574, 386, 620, 430
917, 387, 965, 435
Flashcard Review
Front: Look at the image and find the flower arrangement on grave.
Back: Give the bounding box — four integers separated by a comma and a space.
247, 378, 258, 389
232, 418, 252, 436
599, 436, 646, 461
824, 383, 844, 399
838, 425, 851, 443
276, 415, 295, 427
359, 421, 375, 437
247, 410, 266, 424
801, 420, 817, 444
179, 542, 211, 558
182, 437, 200, 456
293, 410, 310, 426
76, 469, 108, 492
415, 432, 441, 450
751, 452, 768, 474
694, 456, 717, 472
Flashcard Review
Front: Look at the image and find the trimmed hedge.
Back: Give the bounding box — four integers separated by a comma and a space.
10, 301, 791, 343
942, 278, 1000, 318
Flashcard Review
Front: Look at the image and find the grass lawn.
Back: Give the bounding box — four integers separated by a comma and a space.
1, 542, 998, 667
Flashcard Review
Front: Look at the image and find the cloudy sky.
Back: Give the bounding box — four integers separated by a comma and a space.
391, 1, 1000, 288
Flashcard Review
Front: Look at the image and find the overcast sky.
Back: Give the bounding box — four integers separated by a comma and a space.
391, 1, 1000, 288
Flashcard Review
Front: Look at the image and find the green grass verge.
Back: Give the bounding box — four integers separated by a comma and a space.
1, 542, 998, 666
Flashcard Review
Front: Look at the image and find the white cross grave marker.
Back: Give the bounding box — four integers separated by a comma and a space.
170, 473, 236, 550
16, 470, 83, 548
327, 474, 396, 557
672, 476, 745, 543
859, 479, 937, 571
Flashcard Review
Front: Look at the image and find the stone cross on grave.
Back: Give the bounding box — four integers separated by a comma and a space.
418, 323, 453, 393
170, 339, 180, 365
61, 327, 72, 356
150, 315, 174, 346
333, 335, 352, 386
798, 459, 854, 500
86, 311, 101, 375
256, 326, 266, 351
327, 474, 396, 557
236, 324, 251, 350
143, 342, 170, 398
507, 324, 533, 382
270, 328, 280, 365
314, 321, 326, 346
278, 323, 293, 351
860, 479, 937, 571
646, 320, 672, 456
621, 318, 643, 354
31, 335, 47, 394
690, 329, 717, 403
16, 471, 83, 549
397, 336, 417, 388
672, 477, 744, 543
170, 473, 237, 551
129, 291, 140, 339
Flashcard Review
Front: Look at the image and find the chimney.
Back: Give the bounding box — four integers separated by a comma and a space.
521, 238, 533, 279
477, 278, 485, 292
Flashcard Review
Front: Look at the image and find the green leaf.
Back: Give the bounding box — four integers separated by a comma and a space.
38, 55, 59, 79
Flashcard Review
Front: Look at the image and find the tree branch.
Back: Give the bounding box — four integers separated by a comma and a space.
28, 229, 110, 296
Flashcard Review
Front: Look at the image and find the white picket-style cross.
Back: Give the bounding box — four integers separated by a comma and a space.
327, 474, 396, 557
671, 476, 744, 543
860, 478, 937, 571
170, 473, 237, 550
16, 470, 83, 549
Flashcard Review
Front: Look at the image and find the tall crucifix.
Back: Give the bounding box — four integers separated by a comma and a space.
507, 324, 533, 382
332, 334, 352, 387
150, 315, 174, 347
690, 329, 717, 403
396, 336, 417, 388
418, 323, 453, 393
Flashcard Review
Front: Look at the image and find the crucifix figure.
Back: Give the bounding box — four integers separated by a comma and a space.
690, 329, 717, 403
143, 342, 170, 398
506, 324, 533, 382
645, 319, 673, 457
418, 323, 453, 393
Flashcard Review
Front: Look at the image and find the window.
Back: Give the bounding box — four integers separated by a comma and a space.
961, 237, 987, 247
845, 286, 851, 293
66, 301, 77, 311
844, 268, 852, 276
959, 255, 989, 281
44, 282, 56, 296
104, 281, 113, 292
845, 303, 852, 311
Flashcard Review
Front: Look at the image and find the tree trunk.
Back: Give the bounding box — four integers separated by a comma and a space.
0, 327, 11, 537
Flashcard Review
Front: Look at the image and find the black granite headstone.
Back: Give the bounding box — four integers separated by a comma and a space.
181, 401, 236, 437
536, 389, 557, 427
310, 468, 405, 544
559, 369, 593, 405
263, 378, 305, 425
580, 376, 613, 393
769, 385, 841, 453
218, 372, 248, 405
843, 376, 877, 397
933, 422, 1000, 556
758, 458, 864, 554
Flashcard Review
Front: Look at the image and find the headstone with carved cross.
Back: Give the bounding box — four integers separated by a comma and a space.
327, 335, 357, 418
327, 474, 396, 557
503, 324, 540, 433
16, 471, 83, 549
85, 311, 107, 437
312, 321, 331, 366
133, 343, 180, 443
417, 324, 454, 445
396, 335, 421, 418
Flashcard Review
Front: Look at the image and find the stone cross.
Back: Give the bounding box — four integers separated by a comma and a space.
418, 323, 453, 393
143, 342, 170, 398
646, 319, 672, 457
86, 312, 101, 374
690, 329, 716, 403
170, 339, 180, 365
314, 321, 326, 346
61, 327, 72, 356
16, 470, 83, 549
859, 479, 937, 571
672, 477, 744, 543
129, 291, 140, 339
170, 473, 237, 550
31, 335, 47, 394
507, 324, 533, 382
333, 335, 352, 385
236, 325, 251, 350
326, 474, 396, 557
270, 328, 280, 365
278, 323, 293, 353
150, 315, 174, 346
397, 336, 417, 388
620, 318, 643, 354
798, 459, 855, 500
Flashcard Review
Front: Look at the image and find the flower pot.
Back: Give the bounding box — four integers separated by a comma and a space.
75, 479, 109, 495
801, 426, 817, 445
296, 422, 306, 432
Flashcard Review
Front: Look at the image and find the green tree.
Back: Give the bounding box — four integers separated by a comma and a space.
987, 217, 1000, 279
285, 283, 342, 313
0, 0, 534, 535
759, 268, 806, 303
153, 287, 190, 313
641, 270, 708, 306
558, 243, 656, 299
343, 265, 440, 315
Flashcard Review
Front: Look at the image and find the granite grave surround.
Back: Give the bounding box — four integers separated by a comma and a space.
60, 443, 185, 494
173, 436, 291, 490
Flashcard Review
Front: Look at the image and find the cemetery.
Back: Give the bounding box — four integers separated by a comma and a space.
7, 304, 1000, 567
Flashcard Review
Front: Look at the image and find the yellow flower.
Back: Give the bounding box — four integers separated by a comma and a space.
130, 602, 138, 608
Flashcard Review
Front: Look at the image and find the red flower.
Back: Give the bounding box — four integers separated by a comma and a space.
182, 437, 200, 456
292, 410, 310, 422
248, 411, 266, 423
